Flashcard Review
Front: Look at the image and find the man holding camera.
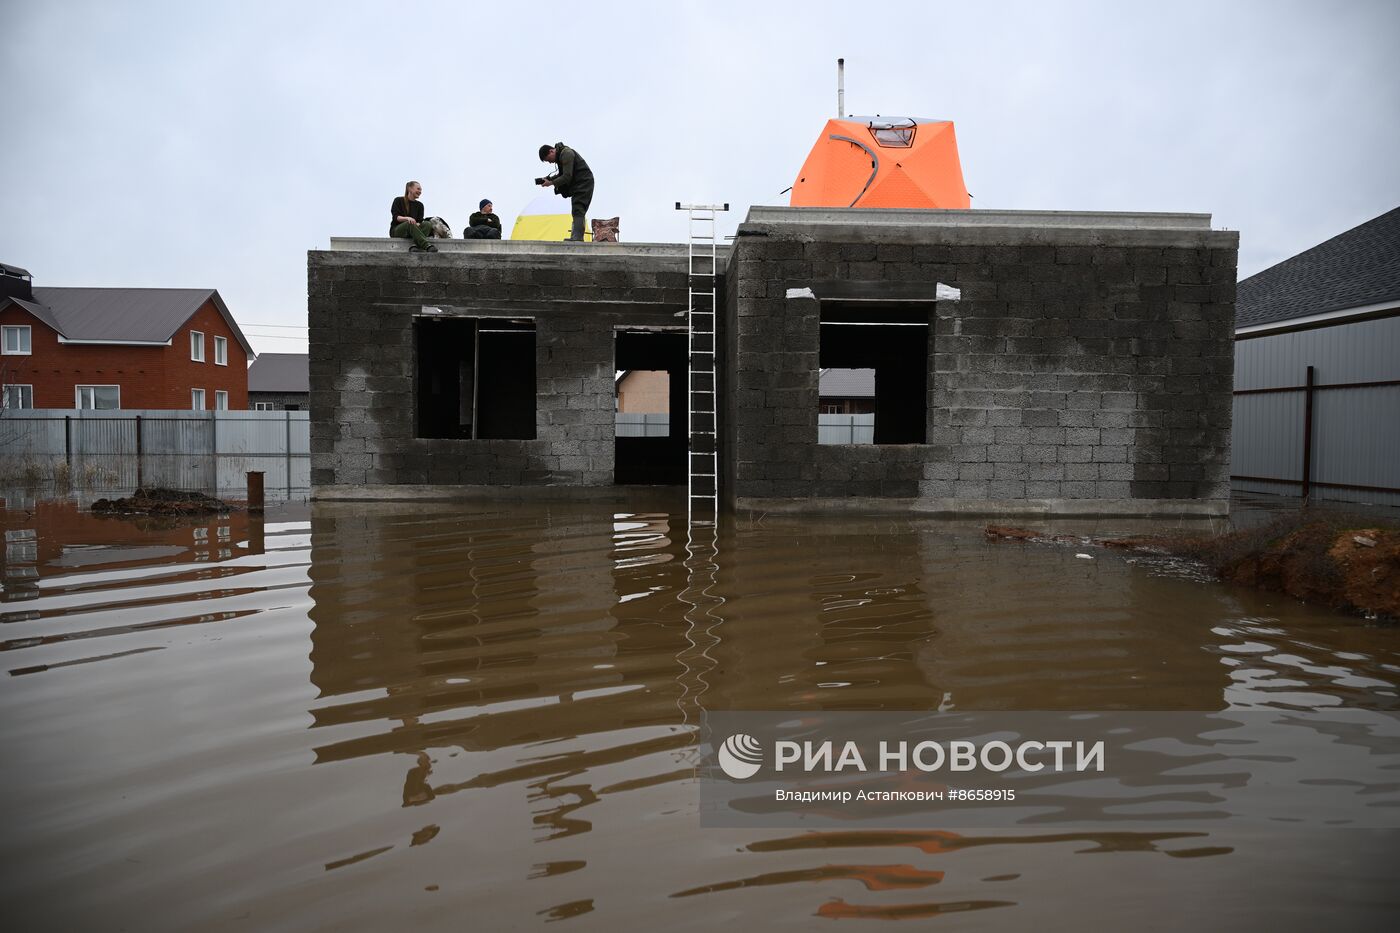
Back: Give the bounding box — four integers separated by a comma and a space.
536, 142, 594, 242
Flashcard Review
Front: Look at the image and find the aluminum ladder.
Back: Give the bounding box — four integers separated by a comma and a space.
675, 202, 727, 525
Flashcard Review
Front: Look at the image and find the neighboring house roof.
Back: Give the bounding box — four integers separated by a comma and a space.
1, 262, 32, 277
0, 286, 254, 354
1236, 207, 1400, 329
819, 367, 875, 397
6, 296, 64, 334
248, 352, 309, 393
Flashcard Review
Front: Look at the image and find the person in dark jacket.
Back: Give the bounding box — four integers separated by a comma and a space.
389, 181, 437, 252
537, 142, 594, 241
462, 199, 502, 239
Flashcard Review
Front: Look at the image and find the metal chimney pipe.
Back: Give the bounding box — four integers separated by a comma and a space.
837, 58, 845, 118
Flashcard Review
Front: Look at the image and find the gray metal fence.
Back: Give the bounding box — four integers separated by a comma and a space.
0, 409, 310, 494
1232, 373, 1400, 507
1232, 316, 1400, 507
818, 414, 876, 445
615, 413, 670, 437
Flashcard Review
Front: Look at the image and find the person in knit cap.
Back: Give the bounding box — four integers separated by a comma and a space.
463, 199, 502, 239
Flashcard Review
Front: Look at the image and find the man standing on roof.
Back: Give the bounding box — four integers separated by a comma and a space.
536, 142, 594, 242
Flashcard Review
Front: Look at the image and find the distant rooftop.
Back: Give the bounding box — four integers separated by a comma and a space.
2, 286, 252, 353
820, 368, 874, 397
1237, 206, 1400, 328
248, 352, 309, 393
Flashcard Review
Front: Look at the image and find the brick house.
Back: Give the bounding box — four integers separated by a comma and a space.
247, 352, 309, 411
615, 369, 670, 413
1, 263, 252, 411
818, 368, 876, 415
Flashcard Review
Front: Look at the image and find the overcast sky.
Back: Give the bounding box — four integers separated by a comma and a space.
3, 0, 1397, 354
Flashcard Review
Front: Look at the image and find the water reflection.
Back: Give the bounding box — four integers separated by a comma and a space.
306, 505, 696, 812
2, 494, 1399, 930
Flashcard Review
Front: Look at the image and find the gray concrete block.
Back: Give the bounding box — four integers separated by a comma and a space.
959, 462, 994, 480
1064, 462, 1099, 481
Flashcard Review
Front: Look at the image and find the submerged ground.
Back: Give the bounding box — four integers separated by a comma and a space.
1, 491, 1398, 930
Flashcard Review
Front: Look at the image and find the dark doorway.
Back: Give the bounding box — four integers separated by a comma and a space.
614, 330, 687, 484
415, 317, 536, 439
819, 303, 929, 444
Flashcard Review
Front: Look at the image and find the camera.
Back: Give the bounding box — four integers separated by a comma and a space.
534, 176, 547, 185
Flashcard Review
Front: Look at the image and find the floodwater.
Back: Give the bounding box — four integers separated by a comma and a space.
2, 492, 1398, 931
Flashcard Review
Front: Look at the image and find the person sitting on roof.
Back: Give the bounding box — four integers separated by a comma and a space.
537, 142, 594, 242
462, 199, 502, 239
389, 180, 438, 252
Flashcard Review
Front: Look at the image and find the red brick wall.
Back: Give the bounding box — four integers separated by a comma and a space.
1, 298, 249, 410
160, 300, 251, 410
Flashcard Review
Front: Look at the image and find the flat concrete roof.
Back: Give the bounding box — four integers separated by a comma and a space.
744, 206, 1216, 230
328, 237, 729, 260
737, 206, 1237, 250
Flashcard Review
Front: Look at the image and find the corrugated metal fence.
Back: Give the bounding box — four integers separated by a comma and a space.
818, 414, 876, 445
615, 413, 670, 437
1232, 317, 1400, 507
0, 410, 310, 493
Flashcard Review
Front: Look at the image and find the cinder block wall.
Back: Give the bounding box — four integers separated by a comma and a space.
725, 211, 1239, 514
307, 248, 688, 492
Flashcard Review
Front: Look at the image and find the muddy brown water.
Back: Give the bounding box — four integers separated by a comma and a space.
2, 493, 1398, 931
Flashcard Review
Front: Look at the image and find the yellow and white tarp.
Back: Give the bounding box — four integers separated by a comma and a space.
511, 192, 591, 241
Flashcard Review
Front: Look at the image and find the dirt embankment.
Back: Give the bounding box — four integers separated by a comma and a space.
91, 487, 235, 516
986, 514, 1400, 623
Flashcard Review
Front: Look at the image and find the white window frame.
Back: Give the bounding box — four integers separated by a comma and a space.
214, 390, 229, 410
191, 330, 205, 362
191, 388, 206, 410
214, 335, 228, 366
253, 401, 275, 411
75, 385, 120, 410
2, 324, 31, 355
3, 384, 34, 409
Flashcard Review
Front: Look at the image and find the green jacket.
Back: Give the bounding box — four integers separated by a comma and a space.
550, 141, 594, 199
469, 211, 501, 230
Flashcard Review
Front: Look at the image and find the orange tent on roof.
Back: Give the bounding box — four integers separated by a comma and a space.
790, 117, 970, 209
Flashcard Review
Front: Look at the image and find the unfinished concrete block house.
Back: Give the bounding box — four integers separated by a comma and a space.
308, 204, 1237, 516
